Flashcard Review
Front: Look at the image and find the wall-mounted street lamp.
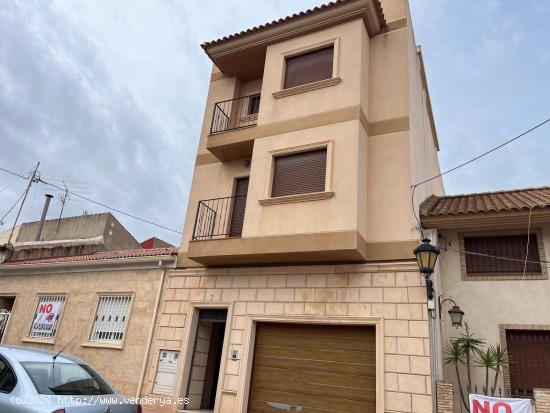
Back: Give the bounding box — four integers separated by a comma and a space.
413, 238, 440, 300
438, 296, 465, 328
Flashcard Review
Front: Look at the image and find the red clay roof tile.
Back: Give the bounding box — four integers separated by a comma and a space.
1, 247, 176, 266
420, 187, 550, 217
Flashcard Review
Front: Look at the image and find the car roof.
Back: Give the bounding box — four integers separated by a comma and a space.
0, 345, 83, 364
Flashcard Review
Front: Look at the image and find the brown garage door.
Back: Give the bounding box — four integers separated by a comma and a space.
248, 323, 376, 413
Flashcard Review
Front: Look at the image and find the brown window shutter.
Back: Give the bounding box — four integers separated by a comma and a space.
506, 329, 550, 397
271, 148, 327, 198
464, 234, 542, 274
284, 46, 334, 89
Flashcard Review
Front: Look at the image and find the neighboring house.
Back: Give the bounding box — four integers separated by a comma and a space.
0, 212, 177, 396
421, 187, 550, 405
141, 1, 444, 412
1, 211, 141, 260
141, 237, 174, 249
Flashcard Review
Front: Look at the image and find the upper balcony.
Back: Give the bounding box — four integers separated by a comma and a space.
206, 94, 261, 162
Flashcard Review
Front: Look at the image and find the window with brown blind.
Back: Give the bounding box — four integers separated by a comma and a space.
506, 329, 550, 397
463, 234, 542, 274
271, 148, 327, 198
284, 46, 334, 89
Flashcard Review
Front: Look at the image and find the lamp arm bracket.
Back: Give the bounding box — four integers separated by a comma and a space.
438, 296, 457, 319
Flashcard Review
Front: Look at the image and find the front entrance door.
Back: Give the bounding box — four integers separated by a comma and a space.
229, 177, 249, 237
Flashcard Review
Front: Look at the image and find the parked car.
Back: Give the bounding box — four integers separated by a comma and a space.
0, 345, 141, 412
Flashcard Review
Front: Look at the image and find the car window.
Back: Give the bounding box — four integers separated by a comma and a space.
0, 357, 17, 393
21, 362, 113, 395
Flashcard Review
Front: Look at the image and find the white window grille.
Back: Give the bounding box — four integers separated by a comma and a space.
89, 295, 132, 342
29, 295, 66, 339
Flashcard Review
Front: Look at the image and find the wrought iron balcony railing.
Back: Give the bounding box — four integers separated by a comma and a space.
210, 94, 260, 134
192, 195, 248, 240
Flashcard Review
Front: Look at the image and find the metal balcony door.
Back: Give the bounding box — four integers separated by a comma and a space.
229, 177, 249, 237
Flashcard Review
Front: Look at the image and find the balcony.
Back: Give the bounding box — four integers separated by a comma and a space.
210, 94, 260, 134
192, 195, 247, 241
206, 94, 260, 161
188, 193, 370, 266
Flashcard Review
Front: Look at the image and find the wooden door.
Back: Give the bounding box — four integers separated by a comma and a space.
248, 323, 377, 413
229, 177, 249, 237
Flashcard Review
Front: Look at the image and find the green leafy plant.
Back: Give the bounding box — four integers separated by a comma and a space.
444, 338, 469, 412
476, 346, 497, 395
456, 324, 485, 394
490, 345, 510, 396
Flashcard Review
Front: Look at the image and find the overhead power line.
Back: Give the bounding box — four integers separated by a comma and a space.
0, 164, 183, 235
0, 190, 27, 226
412, 115, 550, 188
38, 179, 182, 235
0, 166, 33, 181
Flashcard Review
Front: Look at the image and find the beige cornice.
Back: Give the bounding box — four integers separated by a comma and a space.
204, 105, 411, 162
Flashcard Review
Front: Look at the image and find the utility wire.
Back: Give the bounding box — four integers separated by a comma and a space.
411, 115, 550, 237
38, 179, 182, 235
412, 115, 550, 188
0, 166, 31, 181
0, 163, 183, 235
6, 163, 40, 245
0, 190, 27, 226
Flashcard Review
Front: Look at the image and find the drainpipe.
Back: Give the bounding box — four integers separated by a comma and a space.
429, 307, 439, 412
135, 258, 174, 399
35, 194, 53, 241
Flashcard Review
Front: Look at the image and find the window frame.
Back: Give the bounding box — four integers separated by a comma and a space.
458, 229, 548, 281
23, 294, 68, 344
84, 292, 134, 349
260, 140, 334, 206
273, 38, 341, 99
0, 355, 17, 394
500, 324, 550, 398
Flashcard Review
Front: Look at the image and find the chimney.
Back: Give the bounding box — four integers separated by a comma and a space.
36, 194, 54, 241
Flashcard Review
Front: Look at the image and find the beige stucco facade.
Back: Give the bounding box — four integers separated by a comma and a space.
0, 254, 175, 397
431, 221, 550, 407
143, 0, 444, 412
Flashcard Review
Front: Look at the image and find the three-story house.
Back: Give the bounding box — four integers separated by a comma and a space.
142, 1, 444, 412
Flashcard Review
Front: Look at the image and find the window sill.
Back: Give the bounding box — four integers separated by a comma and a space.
259, 191, 334, 206
462, 272, 548, 281
272, 77, 341, 99
22, 337, 56, 345
81, 341, 124, 350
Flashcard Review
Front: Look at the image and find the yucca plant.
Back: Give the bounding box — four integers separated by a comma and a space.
490, 345, 510, 396
476, 346, 497, 395
456, 323, 485, 394
444, 338, 469, 412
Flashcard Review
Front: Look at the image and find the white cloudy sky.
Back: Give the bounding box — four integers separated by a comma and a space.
1, 0, 549, 246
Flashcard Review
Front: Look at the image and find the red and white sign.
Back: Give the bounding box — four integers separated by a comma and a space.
470, 394, 532, 413
31, 300, 63, 336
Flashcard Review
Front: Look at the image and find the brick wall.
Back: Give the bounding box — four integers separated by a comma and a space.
436, 382, 454, 413
142, 263, 433, 413
535, 388, 550, 413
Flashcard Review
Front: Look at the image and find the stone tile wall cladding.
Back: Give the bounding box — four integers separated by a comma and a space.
535, 389, 550, 413
142, 264, 433, 413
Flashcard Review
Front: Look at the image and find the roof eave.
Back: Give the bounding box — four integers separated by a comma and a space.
421, 208, 550, 230
0, 254, 177, 275
202, 0, 386, 73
